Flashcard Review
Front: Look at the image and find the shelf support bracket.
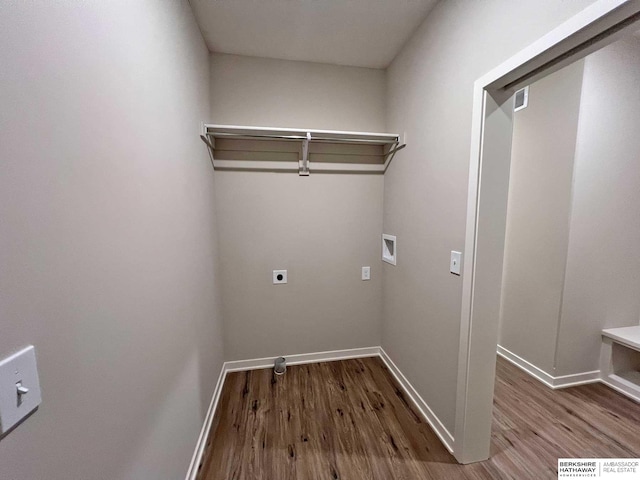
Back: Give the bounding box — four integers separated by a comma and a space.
382, 142, 406, 173
200, 134, 216, 169
299, 132, 311, 176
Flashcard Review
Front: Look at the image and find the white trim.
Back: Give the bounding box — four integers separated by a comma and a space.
186, 346, 455, 478
457, 0, 640, 464
497, 345, 555, 388
378, 348, 455, 452
602, 325, 640, 351
497, 345, 600, 389
475, 0, 639, 91
553, 370, 602, 389
601, 375, 640, 403
513, 86, 529, 112
212, 160, 390, 174
211, 160, 297, 171
599, 334, 640, 403
204, 123, 400, 140
224, 346, 381, 372
185, 363, 227, 480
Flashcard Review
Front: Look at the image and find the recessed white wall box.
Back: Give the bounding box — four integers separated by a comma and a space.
450, 251, 462, 275
362, 266, 371, 280
272, 270, 287, 284
0, 345, 42, 435
514, 86, 529, 112
382, 234, 397, 266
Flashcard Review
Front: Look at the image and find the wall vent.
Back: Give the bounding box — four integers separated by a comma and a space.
514, 86, 529, 112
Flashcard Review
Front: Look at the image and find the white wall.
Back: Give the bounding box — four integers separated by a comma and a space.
556, 37, 640, 376
498, 61, 584, 375
383, 0, 596, 434
210, 54, 386, 360
0, 2, 223, 479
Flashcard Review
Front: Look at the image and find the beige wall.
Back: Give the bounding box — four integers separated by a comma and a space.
498, 61, 585, 375
556, 37, 640, 376
383, 0, 596, 434
210, 54, 386, 360
210, 54, 386, 131
0, 2, 224, 479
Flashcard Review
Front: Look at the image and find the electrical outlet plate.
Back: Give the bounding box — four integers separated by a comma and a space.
450, 251, 462, 275
362, 266, 371, 280
273, 270, 287, 284
0, 346, 42, 435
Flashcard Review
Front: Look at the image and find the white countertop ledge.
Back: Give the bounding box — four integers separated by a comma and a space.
602, 325, 640, 351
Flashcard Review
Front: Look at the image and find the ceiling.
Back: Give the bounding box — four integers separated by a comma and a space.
189, 0, 438, 69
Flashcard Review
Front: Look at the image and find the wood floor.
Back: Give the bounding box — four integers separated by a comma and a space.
197, 356, 640, 480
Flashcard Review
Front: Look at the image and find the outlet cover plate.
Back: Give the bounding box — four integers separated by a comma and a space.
273, 270, 287, 284
362, 266, 371, 280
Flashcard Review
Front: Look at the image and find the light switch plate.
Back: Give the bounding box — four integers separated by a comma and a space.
273, 270, 287, 284
450, 251, 462, 276
0, 346, 42, 435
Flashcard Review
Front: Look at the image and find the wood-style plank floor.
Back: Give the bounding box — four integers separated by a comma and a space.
197, 356, 640, 480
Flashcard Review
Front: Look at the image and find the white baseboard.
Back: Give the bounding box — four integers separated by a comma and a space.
378, 347, 455, 453
185, 363, 227, 480
497, 345, 600, 389
496, 345, 555, 388
224, 346, 381, 372
553, 369, 601, 388
601, 375, 640, 404
186, 345, 455, 478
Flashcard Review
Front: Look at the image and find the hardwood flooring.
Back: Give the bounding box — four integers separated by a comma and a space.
197, 356, 640, 480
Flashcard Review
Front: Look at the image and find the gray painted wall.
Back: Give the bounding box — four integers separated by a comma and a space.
498, 61, 585, 376
210, 54, 385, 360
556, 37, 640, 376
0, 2, 224, 479
383, 0, 596, 434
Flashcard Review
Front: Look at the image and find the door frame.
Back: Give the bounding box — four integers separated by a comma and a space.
454, 0, 640, 464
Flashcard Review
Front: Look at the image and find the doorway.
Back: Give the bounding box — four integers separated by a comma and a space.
455, 0, 640, 464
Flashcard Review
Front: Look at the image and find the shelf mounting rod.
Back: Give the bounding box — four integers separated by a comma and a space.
299, 131, 311, 176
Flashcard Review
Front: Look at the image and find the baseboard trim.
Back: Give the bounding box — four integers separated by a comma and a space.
224, 346, 381, 373
553, 369, 601, 388
496, 345, 555, 388
497, 345, 600, 389
601, 376, 640, 404
185, 362, 227, 480
186, 345, 455, 479
378, 347, 455, 453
